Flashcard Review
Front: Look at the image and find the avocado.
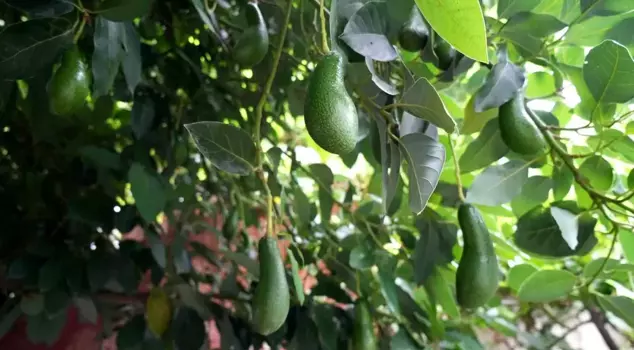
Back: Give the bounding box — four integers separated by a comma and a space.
432, 35, 455, 70
498, 93, 549, 157
145, 288, 172, 336
48, 46, 91, 116
234, 2, 269, 67
456, 203, 499, 309
398, 6, 429, 52
351, 300, 377, 350
304, 51, 359, 155
252, 236, 290, 335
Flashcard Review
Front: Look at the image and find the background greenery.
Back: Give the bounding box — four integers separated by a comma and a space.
2, 0, 634, 349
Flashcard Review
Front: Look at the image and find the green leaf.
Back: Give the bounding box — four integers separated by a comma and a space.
74, 297, 98, 325
79, 146, 121, 170
366, 57, 398, 95
0, 17, 73, 80
400, 78, 457, 133
497, 0, 540, 18
514, 202, 598, 257
400, 133, 446, 214
309, 163, 334, 224
390, 328, 422, 349
500, 12, 566, 57
120, 23, 142, 94
461, 94, 498, 134
510, 176, 552, 216
415, 0, 489, 62
44, 289, 71, 317
620, 229, 634, 263
131, 94, 155, 139
459, 118, 509, 173
424, 267, 460, 319
583, 258, 620, 279
96, 0, 154, 21
128, 163, 166, 222
553, 163, 573, 200
288, 248, 305, 305
26, 311, 66, 346
340, 2, 397, 61
507, 264, 538, 291
517, 270, 576, 303
185, 121, 257, 175
525, 71, 557, 99
21, 294, 45, 316
578, 155, 614, 192
38, 258, 63, 292
92, 17, 122, 97
377, 257, 402, 315
549, 206, 580, 250
116, 314, 146, 349
293, 186, 312, 228
171, 307, 206, 350
465, 160, 529, 206
350, 242, 375, 269
374, 115, 402, 212
0, 305, 22, 338
4, 0, 74, 17
474, 60, 525, 112
596, 295, 634, 328
584, 40, 634, 105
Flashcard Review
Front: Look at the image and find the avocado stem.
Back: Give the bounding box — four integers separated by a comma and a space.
448, 136, 465, 203
319, 0, 330, 53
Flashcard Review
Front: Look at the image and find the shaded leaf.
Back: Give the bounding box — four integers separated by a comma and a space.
131, 94, 155, 139
116, 314, 146, 349
510, 176, 553, 216
507, 264, 537, 291
185, 121, 257, 175
619, 229, 634, 263
74, 297, 98, 325
517, 270, 576, 303
128, 163, 166, 222
309, 163, 334, 224
288, 249, 305, 305
96, 0, 154, 22
474, 60, 525, 112
120, 22, 142, 94
413, 209, 457, 284
0, 304, 21, 338
465, 160, 529, 206
377, 257, 401, 315
584, 40, 634, 105
459, 118, 509, 173
365, 57, 398, 95
461, 94, 498, 134
3, 0, 74, 17
500, 12, 566, 57
550, 207, 579, 250
553, 163, 573, 200
424, 267, 460, 319
400, 133, 446, 214
172, 307, 206, 350
578, 155, 614, 192
497, 0, 540, 18
92, 17, 123, 97
26, 311, 66, 346
400, 78, 457, 133
596, 295, 634, 328
21, 294, 44, 316
340, 1, 397, 61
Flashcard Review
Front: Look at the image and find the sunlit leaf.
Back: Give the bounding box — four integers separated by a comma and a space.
584, 40, 634, 104
474, 60, 525, 112
459, 118, 509, 173
517, 270, 576, 303
466, 160, 529, 206
340, 1, 398, 61
400, 78, 456, 133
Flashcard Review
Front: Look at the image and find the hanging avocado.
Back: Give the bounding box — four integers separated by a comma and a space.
234, 1, 269, 67
398, 6, 429, 52
498, 92, 549, 157
48, 46, 91, 116
351, 299, 377, 350
432, 34, 456, 70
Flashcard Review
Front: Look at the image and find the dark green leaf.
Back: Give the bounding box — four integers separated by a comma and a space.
390, 328, 423, 349
583, 258, 621, 279
553, 163, 573, 200
309, 163, 334, 224
190, 0, 227, 50
311, 303, 338, 350
378, 256, 401, 315
117, 314, 146, 349
4, 0, 74, 17
474, 60, 525, 112
340, 2, 397, 61
185, 121, 257, 175
373, 115, 402, 213
507, 264, 537, 291
619, 229, 634, 263
20, 294, 44, 316
500, 12, 566, 57
44, 289, 70, 317
514, 202, 598, 257
26, 311, 66, 345
459, 118, 509, 173
517, 270, 576, 302
413, 210, 457, 284
131, 94, 155, 139
0, 304, 22, 338
399, 133, 446, 214
400, 78, 456, 133
596, 295, 634, 328
511, 176, 552, 216
293, 186, 312, 228
96, 0, 154, 22
92, 17, 124, 97
424, 267, 460, 319
74, 297, 98, 325
38, 258, 63, 292
461, 94, 498, 134
578, 155, 614, 192
172, 307, 206, 350
349, 241, 374, 269
0, 17, 73, 80
120, 23, 142, 94
465, 160, 529, 206
584, 40, 634, 104
128, 163, 166, 222
497, 0, 540, 18
288, 248, 305, 305
80, 146, 121, 170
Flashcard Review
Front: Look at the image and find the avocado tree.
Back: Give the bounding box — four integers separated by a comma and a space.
2, 0, 634, 349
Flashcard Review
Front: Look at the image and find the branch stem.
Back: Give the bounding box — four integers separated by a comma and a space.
448, 136, 465, 202
319, 0, 330, 52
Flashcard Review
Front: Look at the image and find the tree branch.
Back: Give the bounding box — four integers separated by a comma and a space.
589, 307, 620, 350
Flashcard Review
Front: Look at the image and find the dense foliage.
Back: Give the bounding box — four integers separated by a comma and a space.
2, 0, 634, 349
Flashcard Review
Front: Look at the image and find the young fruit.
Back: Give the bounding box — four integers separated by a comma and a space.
398, 6, 429, 52
432, 35, 455, 70
145, 288, 172, 337
498, 93, 549, 157
456, 203, 499, 309
304, 51, 359, 155
48, 46, 91, 116
351, 300, 377, 350
233, 2, 269, 67
252, 236, 290, 335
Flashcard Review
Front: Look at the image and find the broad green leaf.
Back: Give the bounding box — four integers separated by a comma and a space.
92, 17, 123, 97
96, 0, 154, 21
0, 305, 21, 338
74, 297, 98, 325
517, 270, 576, 302
185, 121, 257, 175
0, 17, 73, 80
309, 164, 334, 224
459, 118, 509, 173
120, 22, 142, 94
583, 258, 621, 279
500, 13, 566, 57
525, 72, 557, 99
289, 309, 321, 350
3, 0, 74, 17
514, 202, 598, 257
415, 0, 489, 62
497, 0, 540, 18
507, 264, 537, 291
465, 160, 529, 206
373, 116, 402, 213
21, 294, 45, 316
581, 0, 634, 17
474, 60, 525, 112
116, 314, 146, 349
131, 94, 155, 139
38, 258, 63, 292
26, 311, 66, 346
565, 12, 633, 46
461, 94, 498, 134
128, 163, 166, 222
619, 230, 634, 263
583, 40, 634, 104
390, 328, 422, 349
79, 146, 121, 170
578, 155, 614, 192
597, 295, 634, 328
424, 267, 460, 319
413, 209, 457, 284
559, 64, 614, 122
288, 249, 305, 305
400, 78, 457, 133
400, 111, 429, 136
511, 176, 552, 216
550, 206, 580, 250
350, 242, 375, 269
312, 304, 338, 350
340, 1, 397, 61
400, 133, 446, 214
171, 307, 206, 350
293, 187, 312, 228
377, 257, 402, 315
553, 163, 573, 200
555, 46, 586, 67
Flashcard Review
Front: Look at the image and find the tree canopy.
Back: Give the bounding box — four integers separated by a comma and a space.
2, 0, 634, 349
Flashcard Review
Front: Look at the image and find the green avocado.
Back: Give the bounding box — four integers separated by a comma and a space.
234, 2, 269, 67
48, 46, 91, 116
498, 93, 549, 157
433, 35, 455, 70
351, 300, 377, 350
456, 203, 499, 309
304, 51, 359, 155
398, 6, 429, 52
252, 236, 290, 335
